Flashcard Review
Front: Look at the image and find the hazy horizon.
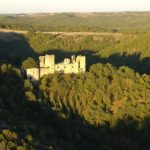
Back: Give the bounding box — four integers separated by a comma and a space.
1, 11, 150, 15
0, 0, 150, 14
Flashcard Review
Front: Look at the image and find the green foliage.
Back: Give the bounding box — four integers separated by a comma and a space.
25, 91, 36, 101
0, 63, 150, 149
40, 64, 150, 125
1, 12, 150, 33
0, 12, 150, 149
0, 130, 22, 150
25, 32, 150, 74
22, 57, 38, 69
24, 79, 34, 91
0, 26, 150, 74
26, 32, 150, 58
24, 80, 36, 101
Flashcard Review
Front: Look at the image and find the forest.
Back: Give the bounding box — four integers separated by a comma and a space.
0, 12, 150, 150
0, 12, 150, 33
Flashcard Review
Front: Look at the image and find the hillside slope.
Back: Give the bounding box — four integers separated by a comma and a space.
0, 12, 150, 32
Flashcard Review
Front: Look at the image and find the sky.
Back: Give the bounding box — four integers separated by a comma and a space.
0, 0, 150, 14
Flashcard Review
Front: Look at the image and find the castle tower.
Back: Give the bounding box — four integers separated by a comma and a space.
39, 55, 55, 77
45, 55, 55, 67
76, 55, 86, 72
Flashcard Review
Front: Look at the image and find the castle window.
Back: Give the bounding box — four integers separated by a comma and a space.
72, 66, 74, 68
64, 66, 66, 69
29, 77, 32, 80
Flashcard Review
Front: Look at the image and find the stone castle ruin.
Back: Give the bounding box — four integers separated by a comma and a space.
26, 54, 86, 81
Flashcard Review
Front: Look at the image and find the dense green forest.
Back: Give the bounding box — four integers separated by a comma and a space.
0, 31, 149, 74
0, 63, 150, 150
0, 12, 150, 150
0, 12, 150, 33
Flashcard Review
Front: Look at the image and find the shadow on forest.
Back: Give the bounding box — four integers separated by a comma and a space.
16, 101, 150, 150
0, 32, 37, 66
98, 52, 150, 74
1, 91, 150, 149
0, 52, 150, 150
0, 32, 149, 74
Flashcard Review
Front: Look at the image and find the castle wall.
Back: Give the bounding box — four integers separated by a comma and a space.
26, 68, 39, 81
40, 67, 55, 78
40, 68, 49, 77
26, 54, 86, 81
55, 62, 79, 74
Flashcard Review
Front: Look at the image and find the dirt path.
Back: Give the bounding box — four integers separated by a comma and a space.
37, 31, 124, 36
0, 28, 125, 36
0, 28, 28, 34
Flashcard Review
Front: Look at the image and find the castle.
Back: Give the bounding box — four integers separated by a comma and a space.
26, 54, 86, 81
